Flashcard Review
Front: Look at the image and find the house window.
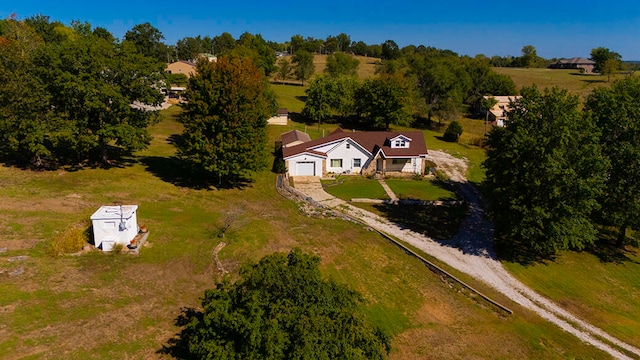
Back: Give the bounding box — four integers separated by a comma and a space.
394, 140, 406, 147
330, 159, 343, 167
353, 158, 361, 167
392, 158, 408, 165
346, 143, 350, 149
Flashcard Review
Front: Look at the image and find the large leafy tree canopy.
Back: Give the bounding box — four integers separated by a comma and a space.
324, 52, 360, 78
171, 249, 391, 360
178, 56, 275, 186
0, 17, 164, 167
589, 47, 622, 74
483, 86, 605, 257
585, 77, 640, 246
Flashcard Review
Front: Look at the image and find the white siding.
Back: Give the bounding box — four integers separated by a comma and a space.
325, 140, 371, 174
286, 154, 324, 177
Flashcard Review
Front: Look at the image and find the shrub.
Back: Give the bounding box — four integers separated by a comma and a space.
443, 121, 463, 142
48, 221, 90, 256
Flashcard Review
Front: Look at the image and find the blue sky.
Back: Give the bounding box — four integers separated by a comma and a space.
3, 0, 639, 60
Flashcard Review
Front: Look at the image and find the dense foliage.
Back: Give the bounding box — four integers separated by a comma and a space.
0, 17, 164, 167
172, 249, 390, 359
443, 121, 463, 142
483, 86, 605, 256
178, 56, 275, 185
585, 77, 640, 246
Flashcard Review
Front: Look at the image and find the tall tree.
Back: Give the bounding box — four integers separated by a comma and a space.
123, 22, 167, 62
212, 32, 235, 55
602, 58, 619, 82
356, 75, 411, 130
171, 249, 391, 359
236, 32, 277, 75
292, 49, 315, 85
519, 45, 538, 68
0, 18, 51, 166
381, 39, 400, 60
178, 56, 274, 185
176, 36, 203, 61
275, 57, 292, 83
589, 47, 622, 74
0, 19, 164, 166
483, 86, 604, 257
324, 52, 359, 77
40, 31, 165, 163
585, 77, 640, 246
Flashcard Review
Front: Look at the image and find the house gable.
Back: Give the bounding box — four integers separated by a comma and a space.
389, 135, 412, 149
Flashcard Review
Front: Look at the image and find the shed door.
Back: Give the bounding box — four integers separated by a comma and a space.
296, 161, 315, 176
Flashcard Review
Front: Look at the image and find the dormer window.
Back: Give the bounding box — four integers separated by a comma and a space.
346, 143, 350, 149
390, 135, 411, 148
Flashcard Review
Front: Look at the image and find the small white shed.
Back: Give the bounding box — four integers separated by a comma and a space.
90, 205, 139, 251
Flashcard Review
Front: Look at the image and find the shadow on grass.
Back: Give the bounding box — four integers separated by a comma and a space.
493, 237, 557, 266
158, 307, 202, 359
139, 155, 251, 190
373, 202, 468, 241
587, 228, 640, 264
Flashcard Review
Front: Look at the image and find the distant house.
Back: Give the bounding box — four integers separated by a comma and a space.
549, 57, 596, 73
267, 108, 289, 125
198, 53, 217, 62
166, 60, 197, 78
281, 128, 428, 177
484, 96, 521, 127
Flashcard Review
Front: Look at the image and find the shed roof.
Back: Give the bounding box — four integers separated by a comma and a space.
281, 130, 311, 147
91, 205, 138, 220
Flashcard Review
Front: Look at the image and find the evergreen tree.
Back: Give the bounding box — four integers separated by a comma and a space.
178, 56, 275, 186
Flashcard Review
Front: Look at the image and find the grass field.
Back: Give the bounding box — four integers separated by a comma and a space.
0, 106, 613, 359
493, 67, 627, 99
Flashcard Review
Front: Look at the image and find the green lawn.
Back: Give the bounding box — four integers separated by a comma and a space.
385, 178, 456, 201
322, 176, 388, 201
504, 249, 640, 349
0, 108, 613, 359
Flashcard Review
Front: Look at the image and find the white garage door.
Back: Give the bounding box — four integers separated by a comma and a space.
296, 161, 315, 176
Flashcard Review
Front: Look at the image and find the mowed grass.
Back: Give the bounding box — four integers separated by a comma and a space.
0, 107, 610, 359
322, 176, 389, 201
504, 250, 640, 349
385, 178, 456, 201
493, 67, 626, 99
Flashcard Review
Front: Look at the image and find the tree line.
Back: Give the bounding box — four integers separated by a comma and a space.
0, 15, 164, 167
483, 77, 640, 259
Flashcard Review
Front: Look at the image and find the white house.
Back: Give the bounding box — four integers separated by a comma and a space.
281, 128, 428, 177
90, 205, 139, 251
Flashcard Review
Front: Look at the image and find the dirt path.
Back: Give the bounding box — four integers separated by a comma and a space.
294, 150, 640, 360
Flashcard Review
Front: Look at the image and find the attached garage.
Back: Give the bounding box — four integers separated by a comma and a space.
295, 161, 316, 176
284, 152, 325, 177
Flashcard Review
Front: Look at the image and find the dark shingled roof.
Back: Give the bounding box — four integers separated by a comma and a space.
281, 130, 311, 147
282, 129, 428, 159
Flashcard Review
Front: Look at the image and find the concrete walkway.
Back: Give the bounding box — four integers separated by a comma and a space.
377, 179, 399, 202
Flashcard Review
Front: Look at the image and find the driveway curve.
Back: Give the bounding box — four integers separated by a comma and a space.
292, 151, 640, 360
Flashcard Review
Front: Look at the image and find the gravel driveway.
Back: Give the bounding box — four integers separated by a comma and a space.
293, 150, 640, 360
